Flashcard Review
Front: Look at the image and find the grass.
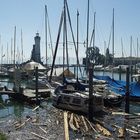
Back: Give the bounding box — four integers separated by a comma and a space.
0, 132, 7, 140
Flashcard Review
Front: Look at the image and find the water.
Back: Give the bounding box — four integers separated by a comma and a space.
0, 71, 140, 119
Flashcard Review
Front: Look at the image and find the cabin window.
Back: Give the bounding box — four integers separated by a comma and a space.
72, 98, 81, 104
63, 96, 70, 102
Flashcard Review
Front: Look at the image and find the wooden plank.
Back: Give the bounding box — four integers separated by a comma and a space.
112, 112, 130, 116
85, 117, 98, 133
96, 124, 112, 136
64, 111, 69, 140
81, 116, 88, 132
69, 113, 77, 131
32, 106, 39, 111
31, 132, 48, 140
39, 126, 48, 135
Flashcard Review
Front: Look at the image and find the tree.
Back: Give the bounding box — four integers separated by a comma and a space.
105, 48, 113, 66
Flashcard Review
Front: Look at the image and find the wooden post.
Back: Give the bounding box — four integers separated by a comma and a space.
131, 65, 133, 82
35, 67, 39, 105
88, 62, 93, 121
74, 66, 76, 78
119, 66, 121, 81
134, 64, 137, 74
125, 67, 130, 113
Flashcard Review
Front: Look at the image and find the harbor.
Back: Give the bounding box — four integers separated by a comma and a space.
0, 0, 140, 139
0, 70, 140, 139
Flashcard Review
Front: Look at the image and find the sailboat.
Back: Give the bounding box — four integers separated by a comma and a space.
51, 0, 103, 114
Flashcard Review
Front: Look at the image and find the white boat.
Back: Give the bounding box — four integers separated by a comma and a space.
52, 85, 103, 114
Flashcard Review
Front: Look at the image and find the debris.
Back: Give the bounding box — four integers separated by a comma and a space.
69, 113, 78, 131
81, 116, 89, 132
96, 124, 111, 137
64, 111, 69, 140
32, 106, 40, 111
15, 118, 31, 130
39, 126, 48, 135
31, 132, 47, 140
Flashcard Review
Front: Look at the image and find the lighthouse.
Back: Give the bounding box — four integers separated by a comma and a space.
31, 33, 41, 63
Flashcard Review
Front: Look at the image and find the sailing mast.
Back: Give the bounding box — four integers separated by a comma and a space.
137, 38, 139, 64
130, 36, 133, 66
112, 8, 114, 78
7, 43, 9, 64
21, 29, 23, 63
45, 5, 48, 67
86, 0, 90, 74
93, 12, 96, 48
14, 26, 16, 68
11, 38, 13, 64
63, 0, 66, 83
77, 10, 79, 81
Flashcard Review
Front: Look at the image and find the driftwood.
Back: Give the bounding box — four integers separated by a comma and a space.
73, 115, 80, 129
113, 124, 139, 134
15, 118, 31, 130
39, 126, 48, 135
85, 117, 98, 134
31, 132, 47, 140
32, 106, 40, 111
112, 112, 130, 116
81, 116, 89, 132
118, 127, 125, 138
69, 113, 78, 131
64, 111, 69, 140
96, 124, 112, 137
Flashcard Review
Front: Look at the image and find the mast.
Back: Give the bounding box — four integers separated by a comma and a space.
77, 10, 79, 81
7, 43, 9, 64
21, 29, 23, 63
0, 35, 1, 71
121, 38, 124, 58
63, 0, 66, 82
49, 11, 64, 82
112, 8, 114, 78
86, 0, 90, 74
130, 36, 132, 65
14, 26, 16, 68
1, 45, 3, 71
45, 5, 48, 67
93, 12, 96, 48
11, 38, 13, 64
137, 38, 138, 58
112, 8, 114, 63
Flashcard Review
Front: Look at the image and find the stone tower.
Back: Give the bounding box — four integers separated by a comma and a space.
31, 33, 41, 63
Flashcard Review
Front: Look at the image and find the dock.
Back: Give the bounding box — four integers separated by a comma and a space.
0, 87, 51, 104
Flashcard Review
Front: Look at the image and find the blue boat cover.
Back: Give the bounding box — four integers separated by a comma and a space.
94, 75, 140, 98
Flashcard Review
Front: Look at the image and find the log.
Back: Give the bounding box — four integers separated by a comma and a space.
73, 115, 80, 129
15, 118, 31, 130
64, 111, 69, 140
96, 124, 112, 136
39, 126, 48, 135
112, 112, 130, 116
126, 128, 139, 134
85, 117, 98, 134
69, 113, 78, 131
81, 116, 88, 132
118, 127, 125, 138
31, 132, 47, 140
32, 106, 39, 111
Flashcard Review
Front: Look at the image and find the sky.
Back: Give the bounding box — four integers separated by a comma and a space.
0, 0, 140, 64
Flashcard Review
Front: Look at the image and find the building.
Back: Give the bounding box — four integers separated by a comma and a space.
31, 33, 41, 63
